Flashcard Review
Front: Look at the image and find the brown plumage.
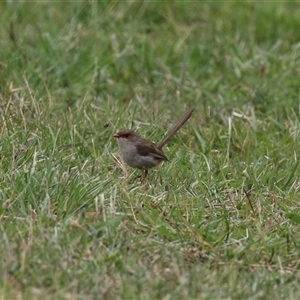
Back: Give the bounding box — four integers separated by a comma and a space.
114, 108, 194, 183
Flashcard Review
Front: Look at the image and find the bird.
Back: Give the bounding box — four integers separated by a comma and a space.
114, 108, 194, 183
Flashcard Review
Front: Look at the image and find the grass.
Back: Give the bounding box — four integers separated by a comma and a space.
1, 1, 300, 299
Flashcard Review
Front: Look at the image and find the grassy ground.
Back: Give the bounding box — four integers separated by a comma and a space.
1, 1, 300, 299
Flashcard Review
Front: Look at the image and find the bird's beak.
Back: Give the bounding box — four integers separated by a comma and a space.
113, 133, 120, 138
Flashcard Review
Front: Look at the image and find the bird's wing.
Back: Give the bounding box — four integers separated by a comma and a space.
136, 142, 168, 161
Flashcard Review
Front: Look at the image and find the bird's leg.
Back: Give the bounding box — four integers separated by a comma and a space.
141, 169, 148, 183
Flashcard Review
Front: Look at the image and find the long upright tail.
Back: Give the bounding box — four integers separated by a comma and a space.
158, 107, 194, 149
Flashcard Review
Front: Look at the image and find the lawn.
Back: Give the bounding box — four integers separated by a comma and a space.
1, 1, 300, 299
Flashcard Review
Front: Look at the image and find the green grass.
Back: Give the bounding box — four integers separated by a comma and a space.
1, 1, 300, 299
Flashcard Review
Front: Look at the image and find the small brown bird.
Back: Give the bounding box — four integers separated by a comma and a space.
114, 108, 194, 182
